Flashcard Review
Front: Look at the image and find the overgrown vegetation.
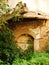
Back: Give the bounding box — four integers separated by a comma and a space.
0, 1, 24, 65
0, 26, 17, 65
0, 1, 24, 28
12, 52, 49, 65
0, 0, 49, 65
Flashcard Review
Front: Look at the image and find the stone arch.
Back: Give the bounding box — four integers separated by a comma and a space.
17, 33, 34, 44
13, 26, 37, 51
13, 19, 49, 52
14, 26, 36, 42
15, 33, 34, 51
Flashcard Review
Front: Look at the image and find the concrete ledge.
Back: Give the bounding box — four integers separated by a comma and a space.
23, 11, 49, 19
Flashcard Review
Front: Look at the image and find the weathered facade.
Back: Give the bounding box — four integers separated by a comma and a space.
5, 0, 49, 52
14, 18, 49, 52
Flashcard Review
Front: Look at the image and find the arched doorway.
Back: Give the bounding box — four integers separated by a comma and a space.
16, 34, 34, 51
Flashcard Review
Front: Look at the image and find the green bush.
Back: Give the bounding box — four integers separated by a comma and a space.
12, 52, 49, 65
0, 1, 24, 65
0, 27, 17, 65
45, 41, 49, 53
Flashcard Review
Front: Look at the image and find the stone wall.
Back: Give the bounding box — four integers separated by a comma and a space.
13, 19, 49, 52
